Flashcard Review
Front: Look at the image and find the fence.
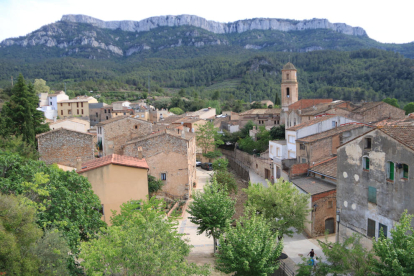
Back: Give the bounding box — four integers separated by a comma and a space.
272, 260, 296, 276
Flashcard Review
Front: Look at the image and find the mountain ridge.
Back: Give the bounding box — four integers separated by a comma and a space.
60, 14, 367, 37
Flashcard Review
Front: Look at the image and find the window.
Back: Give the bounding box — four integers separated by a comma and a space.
68, 110, 72, 115
50, 102, 52, 105
106, 116, 108, 120
332, 121, 338, 128
135, 125, 139, 129
161, 173, 167, 181
287, 73, 290, 80
300, 144, 305, 150
141, 115, 145, 118
96, 112, 98, 117
288, 135, 295, 144
328, 201, 333, 209
379, 223, 388, 238
68, 103, 70, 106
363, 156, 370, 170
276, 148, 280, 157
61, 103, 62, 106
77, 102, 79, 108
274, 121, 277, 124
294, 118, 296, 126
108, 109, 111, 113
256, 164, 258, 169
302, 158, 306, 163
104, 109, 107, 113
286, 87, 290, 98
368, 186, 377, 204
82, 109, 84, 115
77, 109, 79, 115
81, 102, 83, 107
61, 110, 63, 115
365, 138, 372, 149
124, 113, 126, 115
403, 164, 409, 179
367, 219, 376, 238
99, 204, 104, 216
387, 161, 394, 181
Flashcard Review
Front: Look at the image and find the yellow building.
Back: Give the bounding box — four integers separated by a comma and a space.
58, 96, 98, 120
77, 154, 149, 224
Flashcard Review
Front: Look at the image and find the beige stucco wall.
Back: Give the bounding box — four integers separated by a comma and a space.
80, 164, 148, 225
50, 120, 90, 133
58, 101, 90, 119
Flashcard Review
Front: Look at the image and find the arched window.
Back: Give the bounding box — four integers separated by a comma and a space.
287, 73, 290, 80
286, 87, 290, 98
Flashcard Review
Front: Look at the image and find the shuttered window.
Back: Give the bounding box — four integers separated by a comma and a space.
367, 219, 376, 238
363, 157, 370, 170
368, 186, 377, 204
403, 164, 409, 178
388, 162, 394, 181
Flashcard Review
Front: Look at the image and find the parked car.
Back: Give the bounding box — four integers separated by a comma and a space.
201, 162, 213, 171
196, 160, 202, 166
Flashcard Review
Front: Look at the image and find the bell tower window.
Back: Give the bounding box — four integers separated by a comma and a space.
287, 73, 290, 80
286, 87, 290, 98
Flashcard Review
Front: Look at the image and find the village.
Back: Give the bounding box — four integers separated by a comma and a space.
29, 62, 414, 274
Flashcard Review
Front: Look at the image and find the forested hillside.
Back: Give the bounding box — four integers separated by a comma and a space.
1, 19, 414, 106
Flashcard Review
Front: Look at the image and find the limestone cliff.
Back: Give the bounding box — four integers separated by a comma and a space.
61, 14, 366, 37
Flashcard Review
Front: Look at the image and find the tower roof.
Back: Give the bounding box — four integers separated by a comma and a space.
283, 62, 296, 70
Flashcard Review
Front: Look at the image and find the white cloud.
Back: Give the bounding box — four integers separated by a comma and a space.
0, 0, 412, 44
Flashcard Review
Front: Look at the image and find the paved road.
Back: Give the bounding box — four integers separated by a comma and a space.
178, 167, 215, 254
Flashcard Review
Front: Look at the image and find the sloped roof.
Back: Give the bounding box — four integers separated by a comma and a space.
379, 126, 414, 151
291, 177, 336, 195
374, 116, 414, 127
96, 116, 150, 126
78, 154, 149, 173
351, 102, 383, 113
286, 115, 336, 131
309, 157, 337, 179
49, 117, 89, 126
283, 62, 297, 70
239, 108, 282, 116
288, 99, 333, 111
36, 127, 94, 138
296, 123, 372, 143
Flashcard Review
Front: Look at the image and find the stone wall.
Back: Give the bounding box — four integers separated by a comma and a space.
102, 117, 152, 155
360, 103, 405, 123
37, 128, 94, 167
122, 132, 195, 198
221, 149, 250, 181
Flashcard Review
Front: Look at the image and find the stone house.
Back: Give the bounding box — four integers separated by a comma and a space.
336, 126, 414, 249
89, 102, 108, 126
36, 128, 95, 167
77, 154, 149, 224
186, 107, 216, 120
49, 117, 90, 133
96, 116, 153, 156
99, 104, 135, 122
122, 129, 197, 199
284, 98, 333, 127
57, 96, 98, 120
238, 109, 282, 129
295, 123, 373, 166
149, 108, 172, 122
171, 117, 207, 133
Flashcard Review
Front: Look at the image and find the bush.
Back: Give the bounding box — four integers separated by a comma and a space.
212, 158, 229, 171
213, 170, 237, 194
148, 175, 164, 195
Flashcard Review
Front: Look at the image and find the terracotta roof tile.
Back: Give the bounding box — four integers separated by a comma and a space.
288, 99, 333, 111
286, 115, 336, 131
78, 154, 149, 173
309, 157, 337, 179
379, 126, 414, 151
296, 123, 373, 143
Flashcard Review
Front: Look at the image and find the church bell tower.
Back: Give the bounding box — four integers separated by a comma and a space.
281, 62, 299, 111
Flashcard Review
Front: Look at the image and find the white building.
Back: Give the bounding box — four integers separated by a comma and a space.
37, 91, 69, 120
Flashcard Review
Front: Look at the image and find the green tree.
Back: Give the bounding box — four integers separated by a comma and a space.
80, 197, 210, 276
270, 124, 285, 140
0, 194, 42, 275
0, 152, 106, 254
212, 158, 229, 171
251, 102, 266, 109
169, 107, 185, 115
148, 174, 164, 195
215, 209, 284, 275
188, 178, 235, 253
241, 120, 255, 137
0, 135, 39, 160
213, 170, 238, 194
196, 122, 224, 155
33, 79, 50, 94
383, 97, 400, 108
212, 90, 220, 100
371, 210, 414, 276
296, 234, 374, 276
403, 102, 414, 115
178, 88, 186, 97
244, 179, 311, 238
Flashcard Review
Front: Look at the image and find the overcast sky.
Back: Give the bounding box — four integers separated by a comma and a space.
0, 0, 412, 44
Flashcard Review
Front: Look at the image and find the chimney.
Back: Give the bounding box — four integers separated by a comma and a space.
76, 157, 82, 171
137, 146, 143, 159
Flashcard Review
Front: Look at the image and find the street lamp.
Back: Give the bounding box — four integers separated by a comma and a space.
336, 207, 341, 243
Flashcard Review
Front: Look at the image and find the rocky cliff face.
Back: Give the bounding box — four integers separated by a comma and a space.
61, 14, 367, 37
